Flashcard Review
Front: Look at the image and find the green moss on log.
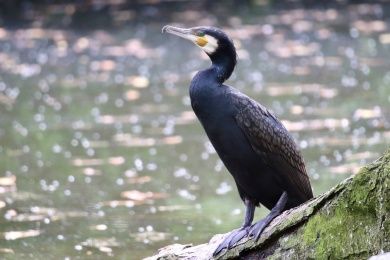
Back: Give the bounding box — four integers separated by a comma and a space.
302, 165, 381, 259
244, 150, 390, 259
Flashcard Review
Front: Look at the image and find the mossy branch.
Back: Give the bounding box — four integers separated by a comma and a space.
146, 149, 390, 259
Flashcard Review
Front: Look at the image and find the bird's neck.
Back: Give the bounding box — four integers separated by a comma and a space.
209, 51, 236, 83
189, 67, 222, 104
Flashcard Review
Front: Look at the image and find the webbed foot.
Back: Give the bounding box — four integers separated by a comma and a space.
249, 191, 288, 241
213, 227, 250, 256
248, 219, 268, 241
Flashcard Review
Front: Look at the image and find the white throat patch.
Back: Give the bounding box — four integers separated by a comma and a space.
201, 35, 218, 54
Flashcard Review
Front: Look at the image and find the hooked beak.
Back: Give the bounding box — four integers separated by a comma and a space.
162, 25, 196, 42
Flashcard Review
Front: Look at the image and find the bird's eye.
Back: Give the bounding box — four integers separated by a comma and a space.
197, 32, 205, 37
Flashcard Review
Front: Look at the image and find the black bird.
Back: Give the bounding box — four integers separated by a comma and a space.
162, 25, 313, 256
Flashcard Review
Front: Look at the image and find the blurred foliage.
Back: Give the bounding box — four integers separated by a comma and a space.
0, 0, 384, 28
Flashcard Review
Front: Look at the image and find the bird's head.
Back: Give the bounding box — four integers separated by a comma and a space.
162, 25, 237, 81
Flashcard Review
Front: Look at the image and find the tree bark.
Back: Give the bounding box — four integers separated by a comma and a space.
146, 149, 390, 259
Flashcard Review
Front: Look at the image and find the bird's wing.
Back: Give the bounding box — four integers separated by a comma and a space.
231, 91, 313, 200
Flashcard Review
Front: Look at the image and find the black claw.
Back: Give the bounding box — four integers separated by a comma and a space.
213, 228, 250, 256
248, 220, 267, 241
213, 245, 224, 256
213, 234, 232, 256
227, 228, 249, 249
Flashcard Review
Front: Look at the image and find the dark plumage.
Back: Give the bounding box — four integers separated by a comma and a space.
163, 25, 313, 256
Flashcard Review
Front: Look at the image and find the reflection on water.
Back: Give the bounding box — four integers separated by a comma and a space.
1, 2, 390, 259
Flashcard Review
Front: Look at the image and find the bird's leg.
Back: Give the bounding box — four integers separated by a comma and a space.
249, 192, 288, 241
226, 198, 255, 248
213, 198, 255, 256
242, 198, 256, 227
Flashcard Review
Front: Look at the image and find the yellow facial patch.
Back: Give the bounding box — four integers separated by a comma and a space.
196, 36, 208, 47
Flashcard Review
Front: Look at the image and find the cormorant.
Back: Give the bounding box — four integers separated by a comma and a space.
162, 25, 313, 256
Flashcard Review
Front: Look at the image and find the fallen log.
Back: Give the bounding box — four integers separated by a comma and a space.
146, 149, 390, 259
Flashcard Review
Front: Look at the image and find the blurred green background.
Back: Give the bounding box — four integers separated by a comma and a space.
0, 1, 389, 259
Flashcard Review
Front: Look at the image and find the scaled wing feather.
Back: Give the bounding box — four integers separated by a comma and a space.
231, 92, 313, 200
